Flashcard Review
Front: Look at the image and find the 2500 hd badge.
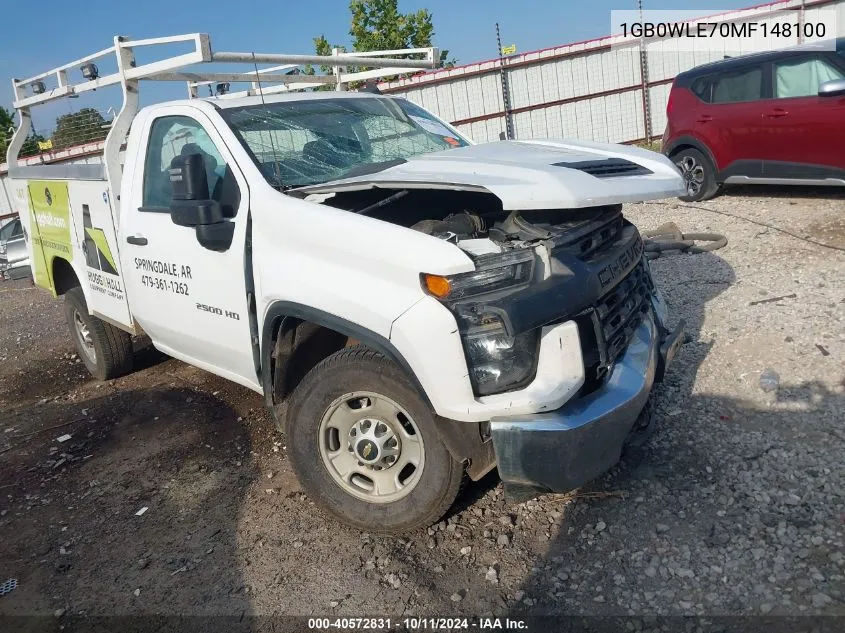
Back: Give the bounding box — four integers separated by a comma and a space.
196, 302, 240, 320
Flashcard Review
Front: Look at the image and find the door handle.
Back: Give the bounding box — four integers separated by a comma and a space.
764, 109, 789, 118
696, 115, 713, 123
126, 235, 148, 246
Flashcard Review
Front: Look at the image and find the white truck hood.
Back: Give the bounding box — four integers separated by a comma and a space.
298, 139, 685, 209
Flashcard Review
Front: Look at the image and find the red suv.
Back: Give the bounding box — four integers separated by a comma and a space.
663, 37, 845, 201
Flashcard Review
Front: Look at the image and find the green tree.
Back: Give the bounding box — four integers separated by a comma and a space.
51, 107, 109, 150
0, 107, 15, 157
348, 0, 433, 51
0, 106, 47, 158
311, 0, 452, 85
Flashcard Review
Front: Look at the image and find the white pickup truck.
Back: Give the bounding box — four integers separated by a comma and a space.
7, 34, 685, 533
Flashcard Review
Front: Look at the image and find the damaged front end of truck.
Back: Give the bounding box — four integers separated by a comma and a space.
296, 139, 687, 500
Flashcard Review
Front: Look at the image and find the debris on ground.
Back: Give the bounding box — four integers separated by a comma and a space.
0, 578, 18, 597
759, 369, 780, 392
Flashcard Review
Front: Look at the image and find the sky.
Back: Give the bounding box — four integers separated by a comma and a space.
0, 0, 758, 133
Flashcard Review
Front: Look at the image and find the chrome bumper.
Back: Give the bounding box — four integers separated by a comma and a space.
490, 311, 684, 501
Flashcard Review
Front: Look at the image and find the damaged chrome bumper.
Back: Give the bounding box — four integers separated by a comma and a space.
490, 305, 684, 501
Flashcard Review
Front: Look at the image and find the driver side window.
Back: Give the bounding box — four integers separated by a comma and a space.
141, 116, 231, 211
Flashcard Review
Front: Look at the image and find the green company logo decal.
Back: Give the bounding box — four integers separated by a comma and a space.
83, 204, 118, 275
81, 201, 125, 300
28, 181, 72, 292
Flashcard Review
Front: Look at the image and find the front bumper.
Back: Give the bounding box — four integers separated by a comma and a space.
490, 309, 684, 501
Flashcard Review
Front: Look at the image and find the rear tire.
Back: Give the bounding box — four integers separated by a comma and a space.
286, 345, 464, 534
673, 147, 720, 202
64, 286, 133, 380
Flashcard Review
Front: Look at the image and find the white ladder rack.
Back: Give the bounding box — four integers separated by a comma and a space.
6, 32, 439, 198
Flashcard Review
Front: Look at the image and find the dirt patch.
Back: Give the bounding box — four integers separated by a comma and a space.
806, 216, 845, 250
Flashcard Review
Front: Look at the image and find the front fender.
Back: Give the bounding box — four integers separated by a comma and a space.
252, 187, 474, 403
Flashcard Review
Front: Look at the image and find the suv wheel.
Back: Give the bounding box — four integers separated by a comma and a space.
673, 147, 720, 202
286, 345, 464, 533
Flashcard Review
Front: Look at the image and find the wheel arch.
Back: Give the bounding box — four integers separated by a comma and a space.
260, 301, 429, 411
664, 135, 719, 175
260, 301, 495, 480
51, 256, 81, 296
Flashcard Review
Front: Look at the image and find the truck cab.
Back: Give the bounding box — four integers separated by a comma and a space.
6, 34, 685, 533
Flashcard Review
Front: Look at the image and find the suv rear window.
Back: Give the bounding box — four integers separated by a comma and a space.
690, 77, 711, 102
711, 67, 762, 103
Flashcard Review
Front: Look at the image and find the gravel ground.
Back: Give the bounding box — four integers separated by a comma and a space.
0, 185, 843, 624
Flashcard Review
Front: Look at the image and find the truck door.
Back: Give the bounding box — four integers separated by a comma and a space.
119, 108, 258, 391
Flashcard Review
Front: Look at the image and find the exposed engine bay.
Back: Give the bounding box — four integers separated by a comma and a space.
310, 186, 651, 399
313, 188, 625, 261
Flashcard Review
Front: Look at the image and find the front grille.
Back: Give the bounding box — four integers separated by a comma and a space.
553, 213, 624, 260
553, 158, 653, 178
578, 260, 653, 388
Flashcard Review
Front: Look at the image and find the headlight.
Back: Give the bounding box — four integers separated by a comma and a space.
422, 250, 540, 396
422, 250, 534, 301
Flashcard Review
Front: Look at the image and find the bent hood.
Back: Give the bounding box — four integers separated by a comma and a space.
298, 139, 685, 209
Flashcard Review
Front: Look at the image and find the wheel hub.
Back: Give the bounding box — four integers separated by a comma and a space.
318, 391, 425, 504
73, 311, 96, 364
350, 418, 400, 468
676, 155, 705, 196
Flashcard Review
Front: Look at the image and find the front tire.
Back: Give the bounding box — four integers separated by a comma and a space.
286, 346, 464, 533
673, 147, 721, 202
64, 286, 133, 380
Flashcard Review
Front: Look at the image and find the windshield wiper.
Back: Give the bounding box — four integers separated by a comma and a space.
285, 158, 408, 196
342, 158, 406, 178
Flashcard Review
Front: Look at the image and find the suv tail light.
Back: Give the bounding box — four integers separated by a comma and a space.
666, 86, 677, 118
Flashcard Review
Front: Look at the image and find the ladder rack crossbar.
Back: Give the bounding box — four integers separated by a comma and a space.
12, 33, 437, 110
6, 31, 440, 182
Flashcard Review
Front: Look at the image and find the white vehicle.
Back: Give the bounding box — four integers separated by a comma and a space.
0, 216, 30, 279
7, 34, 686, 533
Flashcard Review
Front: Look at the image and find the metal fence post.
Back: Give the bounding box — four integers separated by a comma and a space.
637, 0, 653, 145
496, 23, 515, 140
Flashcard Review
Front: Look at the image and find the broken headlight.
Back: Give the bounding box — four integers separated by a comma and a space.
456, 306, 540, 396
422, 250, 540, 396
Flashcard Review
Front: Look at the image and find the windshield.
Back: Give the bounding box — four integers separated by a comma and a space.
221, 97, 469, 189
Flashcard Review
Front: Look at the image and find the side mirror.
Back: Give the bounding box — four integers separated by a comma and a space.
818, 78, 845, 97
168, 153, 234, 252
169, 153, 222, 227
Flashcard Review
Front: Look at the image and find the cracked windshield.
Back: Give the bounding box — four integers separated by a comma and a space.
223, 97, 469, 189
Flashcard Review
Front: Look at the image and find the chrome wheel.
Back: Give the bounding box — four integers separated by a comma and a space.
318, 391, 425, 504
677, 155, 705, 197
73, 310, 96, 364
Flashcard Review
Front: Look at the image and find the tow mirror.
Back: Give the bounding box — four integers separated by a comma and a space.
818, 78, 845, 97
168, 153, 234, 252
169, 153, 221, 226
